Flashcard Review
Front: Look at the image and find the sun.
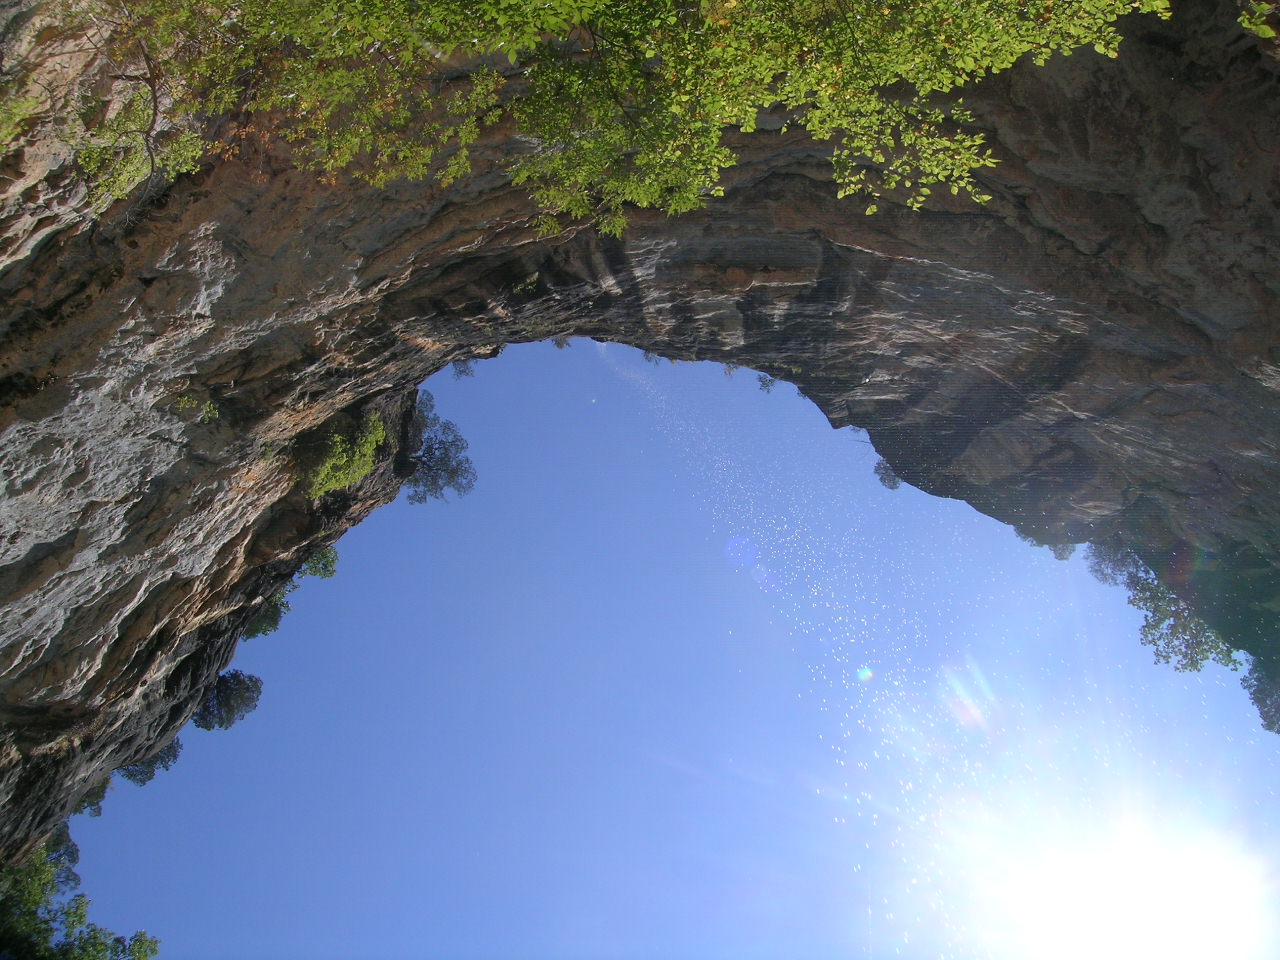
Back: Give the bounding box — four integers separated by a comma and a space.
949, 807, 1275, 960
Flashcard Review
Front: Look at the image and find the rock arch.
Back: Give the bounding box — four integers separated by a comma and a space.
1, 0, 1277, 860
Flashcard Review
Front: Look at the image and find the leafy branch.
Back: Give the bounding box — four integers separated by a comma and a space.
8, 0, 1174, 224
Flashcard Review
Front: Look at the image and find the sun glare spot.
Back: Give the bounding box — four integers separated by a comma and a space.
956, 812, 1274, 960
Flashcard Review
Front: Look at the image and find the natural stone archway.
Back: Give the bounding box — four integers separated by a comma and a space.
1, 0, 1278, 862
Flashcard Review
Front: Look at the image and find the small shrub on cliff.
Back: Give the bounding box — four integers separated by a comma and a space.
175, 394, 220, 424
74, 89, 205, 204
307, 414, 387, 499
1014, 527, 1077, 560
300, 545, 338, 580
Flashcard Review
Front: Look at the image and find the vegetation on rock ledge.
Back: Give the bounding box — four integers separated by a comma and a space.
4, 0, 1171, 229
307, 414, 388, 500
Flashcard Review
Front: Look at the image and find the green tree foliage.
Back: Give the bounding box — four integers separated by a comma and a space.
1014, 527, 1077, 560
299, 545, 338, 580
1239, 0, 1277, 37
47, 0, 1169, 224
191, 669, 263, 731
243, 589, 291, 639
1084, 540, 1241, 673
1242, 657, 1280, 733
406, 391, 477, 504
70, 780, 109, 819
0, 836, 158, 960
244, 545, 338, 639
74, 89, 205, 204
42, 824, 81, 892
116, 738, 183, 787
308, 414, 387, 499
0, 84, 43, 149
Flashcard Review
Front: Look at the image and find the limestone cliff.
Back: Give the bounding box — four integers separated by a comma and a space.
2, 0, 1278, 863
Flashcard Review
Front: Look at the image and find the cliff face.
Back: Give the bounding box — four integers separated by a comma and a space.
2, 0, 1278, 862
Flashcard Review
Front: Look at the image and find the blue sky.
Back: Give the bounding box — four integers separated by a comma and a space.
72, 342, 1280, 959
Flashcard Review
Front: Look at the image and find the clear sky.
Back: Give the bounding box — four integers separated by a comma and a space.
71, 341, 1280, 960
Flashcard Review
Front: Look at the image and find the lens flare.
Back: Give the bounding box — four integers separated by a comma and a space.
941, 659, 997, 730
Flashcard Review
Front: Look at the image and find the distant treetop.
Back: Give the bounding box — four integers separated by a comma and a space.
874, 458, 902, 491
192, 670, 263, 731
1084, 540, 1240, 675
407, 391, 477, 504
116, 739, 183, 787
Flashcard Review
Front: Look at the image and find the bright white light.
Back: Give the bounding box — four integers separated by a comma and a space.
950, 807, 1275, 960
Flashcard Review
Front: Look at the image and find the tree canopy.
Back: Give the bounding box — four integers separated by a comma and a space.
406, 391, 477, 504
873, 458, 902, 490
191, 670, 263, 731
244, 545, 339, 639
116, 738, 183, 788
1084, 540, 1241, 674
243, 590, 290, 640
16, 0, 1172, 228
69, 780, 108, 820
0, 836, 158, 960
1013, 527, 1076, 560
1243, 657, 1280, 734
1079, 541, 1280, 734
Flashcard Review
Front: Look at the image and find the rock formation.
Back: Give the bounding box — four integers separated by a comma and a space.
1, 0, 1278, 863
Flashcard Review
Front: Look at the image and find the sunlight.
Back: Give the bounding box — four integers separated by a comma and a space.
950, 805, 1275, 960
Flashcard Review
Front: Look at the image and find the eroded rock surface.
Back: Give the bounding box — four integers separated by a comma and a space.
2, 0, 1278, 862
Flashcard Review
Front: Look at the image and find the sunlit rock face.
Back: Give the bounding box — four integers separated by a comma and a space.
1, 0, 1277, 862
